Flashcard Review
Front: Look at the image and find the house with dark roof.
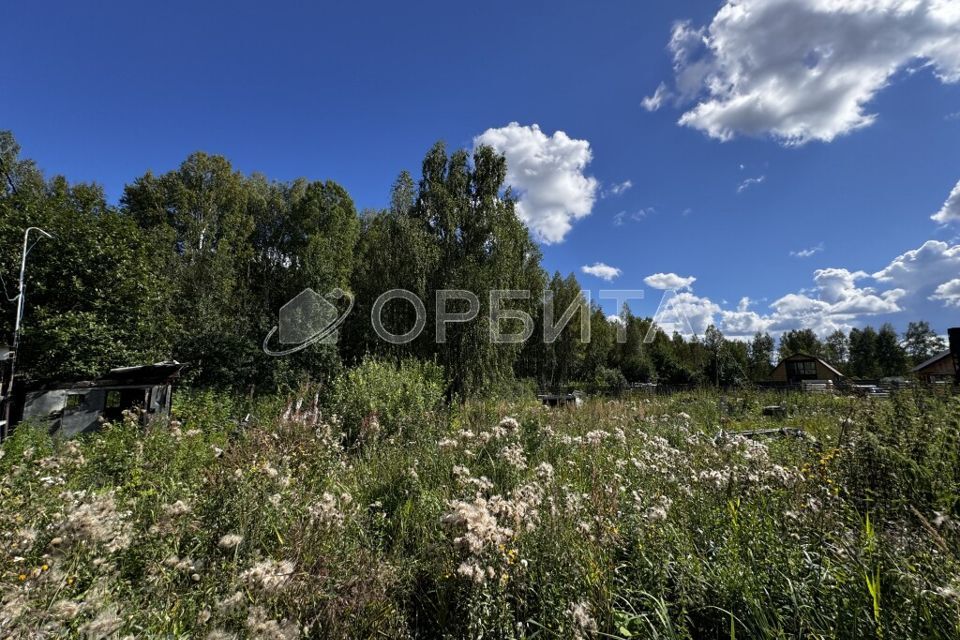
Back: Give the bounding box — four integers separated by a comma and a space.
770, 353, 844, 385
911, 350, 957, 384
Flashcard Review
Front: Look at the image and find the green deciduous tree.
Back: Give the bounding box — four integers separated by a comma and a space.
778, 328, 822, 361
355, 143, 544, 397
748, 331, 775, 381
824, 329, 849, 371
903, 320, 946, 366
0, 132, 174, 380
848, 326, 880, 379
122, 153, 255, 385
876, 323, 908, 377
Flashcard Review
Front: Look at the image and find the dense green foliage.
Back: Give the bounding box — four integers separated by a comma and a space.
2, 388, 960, 638
328, 358, 445, 445
0, 130, 944, 394
0, 133, 173, 380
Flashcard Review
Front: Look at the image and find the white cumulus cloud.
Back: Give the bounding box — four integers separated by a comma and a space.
931, 278, 960, 307
932, 179, 960, 224
581, 262, 622, 281
644, 272, 697, 290
873, 240, 960, 294
475, 122, 598, 244
654, 291, 721, 336
713, 238, 960, 338
641, 239, 960, 341
652, 0, 960, 145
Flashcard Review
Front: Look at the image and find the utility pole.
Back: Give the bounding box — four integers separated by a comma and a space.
1, 226, 53, 438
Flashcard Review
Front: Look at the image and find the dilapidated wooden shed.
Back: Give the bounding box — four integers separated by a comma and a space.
18, 361, 184, 438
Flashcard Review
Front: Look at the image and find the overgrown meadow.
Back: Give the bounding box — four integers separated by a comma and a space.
2, 361, 960, 639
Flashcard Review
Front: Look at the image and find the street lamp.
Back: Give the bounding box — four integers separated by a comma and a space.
2, 226, 53, 437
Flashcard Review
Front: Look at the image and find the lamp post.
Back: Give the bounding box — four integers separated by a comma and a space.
2, 226, 53, 438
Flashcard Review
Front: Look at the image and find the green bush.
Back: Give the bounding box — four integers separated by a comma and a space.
328, 357, 445, 445
586, 366, 628, 396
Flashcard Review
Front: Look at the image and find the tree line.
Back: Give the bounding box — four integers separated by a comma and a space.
0, 131, 947, 396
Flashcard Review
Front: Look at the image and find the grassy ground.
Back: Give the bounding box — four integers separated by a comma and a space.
1, 386, 959, 639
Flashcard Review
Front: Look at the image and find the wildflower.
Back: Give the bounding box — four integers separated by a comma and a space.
241, 559, 295, 594
58, 490, 132, 553
245, 606, 299, 640
644, 495, 673, 522
584, 430, 610, 445
499, 443, 527, 470
164, 500, 192, 517
0, 594, 28, 624
442, 497, 514, 555
80, 607, 123, 639
567, 601, 598, 639
216, 591, 246, 616
218, 533, 244, 550
50, 599, 82, 621
470, 475, 495, 493
502, 482, 544, 531
164, 555, 200, 574
499, 416, 520, 432
695, 468, 732, 490
765, 464, 801, 488
456, 560, 488, 584
534, 461, 554, 482
308, 492, 346, 528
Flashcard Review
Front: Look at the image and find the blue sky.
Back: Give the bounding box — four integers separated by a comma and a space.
4, 0, 960, 338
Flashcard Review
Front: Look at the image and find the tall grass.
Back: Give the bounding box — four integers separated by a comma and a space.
1, 377, 959, 638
